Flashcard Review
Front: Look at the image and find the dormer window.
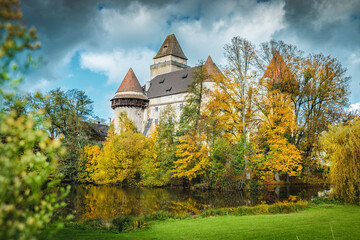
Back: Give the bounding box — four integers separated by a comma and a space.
182, 74, 188, 79
159, 79, 165, 84
166, 87, 172, 93
163, 45, 168, 49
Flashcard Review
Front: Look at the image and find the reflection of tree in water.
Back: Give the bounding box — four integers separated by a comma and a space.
168, 198, 204, 215
66, 184, 330, 221
75, 185, 138, 220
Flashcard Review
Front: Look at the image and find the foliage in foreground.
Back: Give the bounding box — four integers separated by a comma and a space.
0, 1, 70, 239
320, 118, 360, 204
0, 112, 70, 240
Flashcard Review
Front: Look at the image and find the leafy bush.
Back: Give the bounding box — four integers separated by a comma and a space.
200, 201, 308, 217
0, 112, 69, 240
111, 215, 133, 232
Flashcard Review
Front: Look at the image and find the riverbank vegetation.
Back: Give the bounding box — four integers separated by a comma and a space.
41, 204, 360, 240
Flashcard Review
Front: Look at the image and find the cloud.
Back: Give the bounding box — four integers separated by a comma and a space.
349, 102, 360, 113
18, 0, 360, 118
80, 49, 155, 85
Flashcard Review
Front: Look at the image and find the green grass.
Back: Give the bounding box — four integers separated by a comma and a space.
43, 205, 360, 240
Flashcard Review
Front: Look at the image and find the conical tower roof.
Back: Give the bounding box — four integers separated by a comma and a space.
203, 56, 221, 82
261, 50, 298, 94
154, 34, 187, 60
116, 68, 144, 94
204, 56, 220, 75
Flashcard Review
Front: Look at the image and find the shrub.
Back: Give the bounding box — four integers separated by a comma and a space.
200, 201, 308, 217
0, 112, 69, 240
111, 215, 133, 232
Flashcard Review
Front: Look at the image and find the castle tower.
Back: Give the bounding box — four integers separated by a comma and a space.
111, 68, 149, 133
149, 34, 189, 81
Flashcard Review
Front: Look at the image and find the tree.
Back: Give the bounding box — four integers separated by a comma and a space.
141, 105, 177, 187
320, 119, 360, 204
256, 41, 350, 179
85, 113, 149, 184
205, 37, 257, 185
0, 112, 69, 240
257, 91, 303, 181
172, 132, 210, 184
294, 54, 350, 174
178, 62, 208, 136
206, 37, 256, 142
0, 1, 69, 239
26, 88, 95, 180
79, 144, 101, 183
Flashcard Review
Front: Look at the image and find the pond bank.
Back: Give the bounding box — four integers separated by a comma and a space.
43, 204, 360, 240
62, 184, 330, 221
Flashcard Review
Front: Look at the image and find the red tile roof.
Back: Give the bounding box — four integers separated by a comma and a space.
261, 51, 298, 93
116, 68, 144, 93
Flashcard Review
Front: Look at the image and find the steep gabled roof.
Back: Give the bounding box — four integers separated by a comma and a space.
116, 68, 144, 93
154, 34, 188, 60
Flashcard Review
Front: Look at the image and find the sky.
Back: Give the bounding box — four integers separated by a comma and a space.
19, 0, 360, 121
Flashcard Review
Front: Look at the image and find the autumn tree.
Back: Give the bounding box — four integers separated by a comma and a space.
257, 91, 303, 181
172, 62, 213, 185
79, 144, 101, 183
85, 113, 149, 184
141, 105, 177, 187
320, 118, 360, 204
172, 132, 210, 184
256, 41, 350, 179
293, 54, 350, 175
204, 37, 257, 186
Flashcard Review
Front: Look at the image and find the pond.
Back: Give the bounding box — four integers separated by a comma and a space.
63, 184, 329, 221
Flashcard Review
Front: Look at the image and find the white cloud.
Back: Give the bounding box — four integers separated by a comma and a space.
80, 48, 156, 86
349, 102, 360, 113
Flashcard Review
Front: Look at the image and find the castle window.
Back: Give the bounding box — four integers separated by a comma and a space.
180, 103, 183, 109
155, 106, 159, 111
159, 79, 165, 84
155, 119, 159, 125
182, 73, 188, 79
163, 45, 168, 49
166, 87, 172, 93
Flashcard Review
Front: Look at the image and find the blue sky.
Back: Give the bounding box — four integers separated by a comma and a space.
20, 0, 360, 120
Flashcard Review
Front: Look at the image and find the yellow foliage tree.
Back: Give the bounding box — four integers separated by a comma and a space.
79, 144, 101, 182
320, 119, 360, 204
257, 91, 303, 180
172, 132, 210, 183
81, 113, 148, 184
204, 37, 256, 143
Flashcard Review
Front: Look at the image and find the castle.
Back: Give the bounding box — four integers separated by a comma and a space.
111, 34, 220, 136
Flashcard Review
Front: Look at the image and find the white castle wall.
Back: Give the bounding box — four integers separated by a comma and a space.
114, 107, 145, 134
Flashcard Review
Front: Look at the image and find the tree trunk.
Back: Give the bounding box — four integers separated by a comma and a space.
274, 172, 280, 182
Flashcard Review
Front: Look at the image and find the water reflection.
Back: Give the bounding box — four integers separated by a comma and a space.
64, 184, 329, 221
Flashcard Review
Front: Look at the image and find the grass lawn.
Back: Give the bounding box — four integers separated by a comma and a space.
43, 205, 360, 240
